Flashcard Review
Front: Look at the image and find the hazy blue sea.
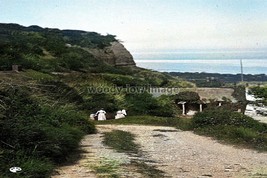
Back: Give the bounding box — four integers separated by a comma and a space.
133, 50, 267, 74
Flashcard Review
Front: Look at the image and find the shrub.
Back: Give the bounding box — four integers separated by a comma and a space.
101, 74, 146, 87
232, 85, 246, 102
124, 92, 159, 115
1, 150, 54, 178
0, 86, 95, 177
84, 93, 118, 112
40, 106, 96, 134
192, 109, 267, 151
39, 80, 84, 104
149, 95, 178, 117
192, 109, 266, 131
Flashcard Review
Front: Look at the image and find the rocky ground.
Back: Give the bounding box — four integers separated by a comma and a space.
53, 125, 267, 178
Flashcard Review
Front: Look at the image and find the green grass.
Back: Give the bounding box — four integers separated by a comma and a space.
103, 130, 139, 154
90, 158, 120, 178
23, 69, 54, 81
131, 160, 165, 178
102, 130, 165, 177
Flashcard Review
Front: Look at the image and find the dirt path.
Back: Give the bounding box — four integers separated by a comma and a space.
53, 125, 267, 178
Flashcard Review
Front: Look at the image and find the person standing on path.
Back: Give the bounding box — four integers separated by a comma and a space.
95, 109, 106, 121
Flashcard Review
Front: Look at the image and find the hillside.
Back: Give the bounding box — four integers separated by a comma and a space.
0, 23, 193, 177
0, 23, 135, 71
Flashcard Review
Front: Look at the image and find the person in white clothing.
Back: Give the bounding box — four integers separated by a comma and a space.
89, 114, 95, 120
115, 109, 127, 119
95, 109, 106, 121
121, 109, 127, 116
115, 110, 124, 119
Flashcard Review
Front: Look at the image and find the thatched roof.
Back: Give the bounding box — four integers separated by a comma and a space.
151, 87, 238, 103
174, 88, 237, 103
196, 88, 237, 103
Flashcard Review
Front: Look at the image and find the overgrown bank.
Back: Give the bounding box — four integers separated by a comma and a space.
0, 85, 95, 177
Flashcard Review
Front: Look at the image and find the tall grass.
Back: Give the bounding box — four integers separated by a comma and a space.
0, 86, 95, 177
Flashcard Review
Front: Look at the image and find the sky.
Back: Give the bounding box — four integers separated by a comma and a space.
0, 0, 267, 52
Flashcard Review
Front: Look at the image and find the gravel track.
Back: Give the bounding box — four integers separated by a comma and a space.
53, 125, 267, 178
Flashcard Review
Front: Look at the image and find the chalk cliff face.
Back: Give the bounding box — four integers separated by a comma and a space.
87, 42, 136, 67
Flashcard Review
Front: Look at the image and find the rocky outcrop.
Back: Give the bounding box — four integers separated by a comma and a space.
87, 42, 136, 67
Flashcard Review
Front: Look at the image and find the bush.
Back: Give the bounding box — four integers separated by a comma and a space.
1, 150, 54, 178
192, 109, 267, 151
0, 86, 95, 177
39, 80, 84, 104
40, 106, 96, 134
124, 92, 159, 115
84, 93, 118, 112
150, 95, 178, 117
101, 74, 146, 87
192, 109, 266, 131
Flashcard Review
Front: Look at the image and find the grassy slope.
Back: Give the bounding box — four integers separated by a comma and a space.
0, 23, 193, 177
0, 71, 96, 177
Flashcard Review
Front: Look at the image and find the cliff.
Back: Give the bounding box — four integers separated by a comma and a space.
86, 41, 135, 67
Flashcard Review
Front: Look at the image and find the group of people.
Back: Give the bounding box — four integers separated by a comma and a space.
90, 109, 127, 121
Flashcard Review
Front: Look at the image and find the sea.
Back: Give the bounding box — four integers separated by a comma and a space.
133, 49, 267, 74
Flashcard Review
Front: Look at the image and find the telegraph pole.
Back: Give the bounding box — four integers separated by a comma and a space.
240, 59, 244, 82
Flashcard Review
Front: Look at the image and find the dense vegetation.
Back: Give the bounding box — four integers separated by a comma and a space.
0, 23, 193, 177
0, 23, 120, 73
0, 85, 95, 177
249, 86, 267, 105
192, 109, 267, 151
0, 69, 186, 177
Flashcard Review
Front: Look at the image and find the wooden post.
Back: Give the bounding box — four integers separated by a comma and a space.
178, 101, 186, 115
12, 65, 19, 72
182, 103, 186, 115
199, 104, 203, 112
